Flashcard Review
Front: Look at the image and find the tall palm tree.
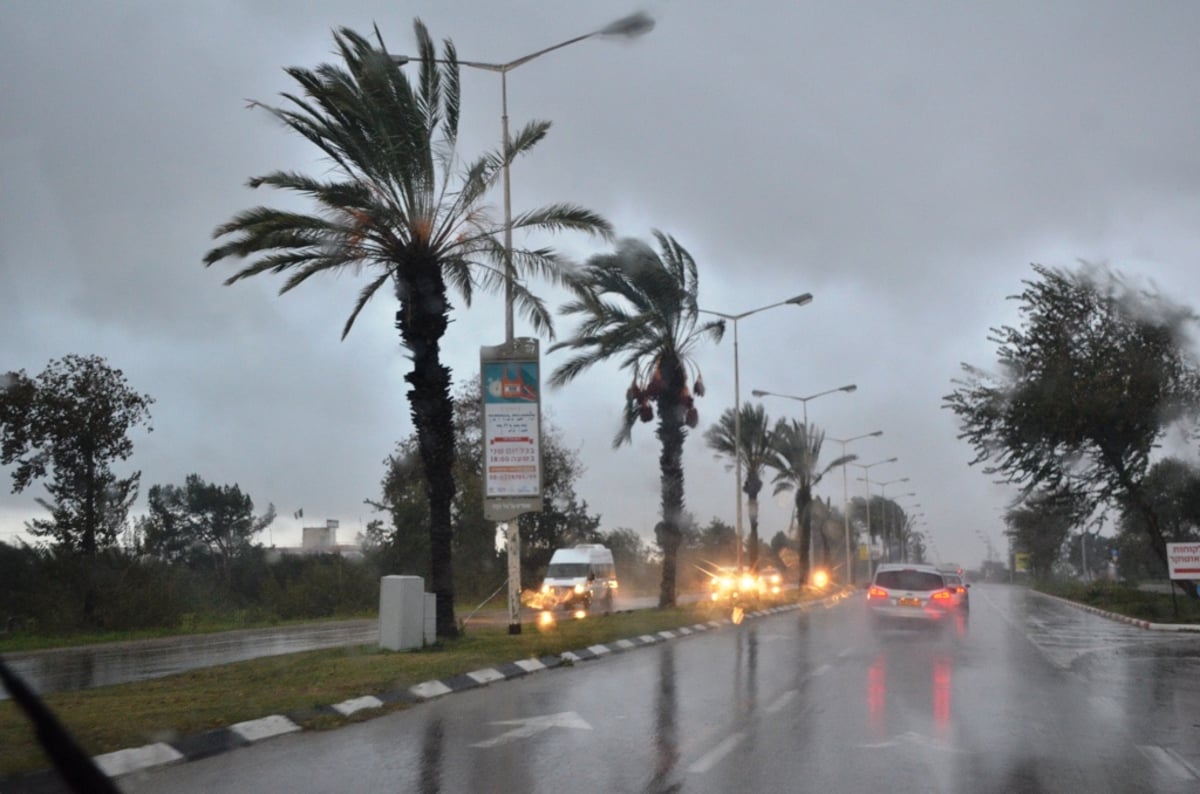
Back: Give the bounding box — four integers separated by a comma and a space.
203, 23, 611, 638
704, 402, 774, 570
766, 419, 856, 587
549, 231, 723, 608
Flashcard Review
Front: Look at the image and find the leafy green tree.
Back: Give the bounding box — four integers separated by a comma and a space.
766, 419, 855, 587
1114, 457, 1200, 579
704, 402, 774, 570
204, 24, 611, 637
369, 380, 600, 597
945, 263, 1200, 596
549, 231, 724, 607
141, 474, 276, 581
1004, 488, 1085, 581
695, 517, 737, 566
0, 355, 153, 556
907, 530, 928, 564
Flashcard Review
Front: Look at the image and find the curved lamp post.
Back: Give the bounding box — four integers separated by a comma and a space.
752, 384, 857, 427
850, 457, 898, 577
828, 431, 883, 585
395, 12, 654, 635
699, 293, 813, 569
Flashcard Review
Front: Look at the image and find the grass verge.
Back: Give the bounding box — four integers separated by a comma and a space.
1, 593, 812, 779
1036, 580, 1200, 624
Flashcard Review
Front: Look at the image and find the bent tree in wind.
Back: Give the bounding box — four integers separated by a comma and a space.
204, 22, 611, 637
944, 263, 1200, 599
549, 231, 723, 608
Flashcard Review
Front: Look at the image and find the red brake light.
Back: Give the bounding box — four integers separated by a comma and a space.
867, 586, 889, 600
931, 589, 953, 602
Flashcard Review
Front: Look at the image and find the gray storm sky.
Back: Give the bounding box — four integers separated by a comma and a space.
3, 0, 1200, 569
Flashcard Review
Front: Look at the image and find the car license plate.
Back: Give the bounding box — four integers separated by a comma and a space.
898, 597, 920, 607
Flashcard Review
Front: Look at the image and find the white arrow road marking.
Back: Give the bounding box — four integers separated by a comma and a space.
688, 732, 745, 774
857, 731, 964, 753
471, 711, 593, 748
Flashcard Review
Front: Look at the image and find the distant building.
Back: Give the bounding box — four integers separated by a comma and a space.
266, 520, 363, 561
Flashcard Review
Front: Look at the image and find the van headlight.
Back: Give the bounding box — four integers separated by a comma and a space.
573, 584, 585, 594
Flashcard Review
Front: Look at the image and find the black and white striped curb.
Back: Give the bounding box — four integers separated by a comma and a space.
9, 589, 856, 787
1033, 589, 1200, 633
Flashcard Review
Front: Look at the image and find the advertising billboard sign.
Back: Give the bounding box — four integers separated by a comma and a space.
480, 339, 543, 521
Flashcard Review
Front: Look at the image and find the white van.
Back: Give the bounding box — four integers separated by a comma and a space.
540, 544, 618, 611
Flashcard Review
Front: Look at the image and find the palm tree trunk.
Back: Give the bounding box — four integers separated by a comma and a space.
796, 487, 812, 587
747, 492, 760, 570
655, 362, 688, 609
395, 263, 459, 638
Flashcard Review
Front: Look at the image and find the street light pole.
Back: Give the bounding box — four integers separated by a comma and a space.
850, 457, 898, 578
828, 431, 883, 585
397, 12, 654, 636
698, 293, 813, 570
752, 384, 857, 428
753, 383, 858, 572
859, 477, 910, 562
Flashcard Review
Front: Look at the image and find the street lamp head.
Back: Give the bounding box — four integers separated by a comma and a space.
599, 11, 656, 37
751, 389, 768, 398
786, 292, 814, 307
390, 55, 411, 66
840, 384, 857, 393
869, 431, 883, 437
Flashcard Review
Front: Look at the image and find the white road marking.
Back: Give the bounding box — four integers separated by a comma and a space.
1138, 745, 1200, 780
471, 711, 592, 748
93, 743, 183, 778
332, 695, 384, 716
466, 668, 506, 685
765, 689, 798, 714
688, 732, 745, 774
230, 715, 301, 743
410, 680, 454, 699
514, 658, 546, 673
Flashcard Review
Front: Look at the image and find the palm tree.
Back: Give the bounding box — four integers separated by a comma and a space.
549, 231, 723, 608
203, 23, 611, 638
766, 419, 856, 587
704, 403, 774, 570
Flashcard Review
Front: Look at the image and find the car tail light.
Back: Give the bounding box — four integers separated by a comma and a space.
867, 586, 889, 600
931, 589, 953, 603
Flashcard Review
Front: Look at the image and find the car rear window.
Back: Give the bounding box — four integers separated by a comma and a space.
875, 570, 945, 591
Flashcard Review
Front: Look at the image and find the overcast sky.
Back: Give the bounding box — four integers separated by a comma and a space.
3, 1, 1200, 570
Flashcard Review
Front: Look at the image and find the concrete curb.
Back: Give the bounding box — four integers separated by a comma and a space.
1032, 589, 1200, 633
8, 588, 857, 788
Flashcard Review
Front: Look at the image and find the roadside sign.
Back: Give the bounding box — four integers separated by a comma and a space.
1014, 552, 1031, 573
1166, 542, 1200, 579
480, 339, 543, 521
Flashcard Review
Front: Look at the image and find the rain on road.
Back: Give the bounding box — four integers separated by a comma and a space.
120, 585, 1200, 793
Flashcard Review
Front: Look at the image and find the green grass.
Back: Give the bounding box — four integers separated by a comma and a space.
1037, 580, 1200, 624
0, 611, 380, 654
0, 593, 808, 780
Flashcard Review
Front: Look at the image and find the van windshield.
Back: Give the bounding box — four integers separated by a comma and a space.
546, 563, 590, 578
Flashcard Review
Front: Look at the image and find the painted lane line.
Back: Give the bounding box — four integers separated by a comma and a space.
765, 689, 798, 714
332, 695, 384, 716
1138, 745, 1200, 780
94, 742, 184, 778
688, 732, 746, 774
230, 715, 300, 743
811, 663, 831, 678
837, 646, 853, 659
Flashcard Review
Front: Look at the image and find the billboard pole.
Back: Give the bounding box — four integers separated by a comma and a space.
481, 339, 543, 635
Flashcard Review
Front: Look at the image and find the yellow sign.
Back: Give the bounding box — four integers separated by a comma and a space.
858, 543, 870, 561
1014, 552, 1031, 573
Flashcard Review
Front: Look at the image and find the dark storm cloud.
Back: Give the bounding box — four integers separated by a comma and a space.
3, 1, 1199, 567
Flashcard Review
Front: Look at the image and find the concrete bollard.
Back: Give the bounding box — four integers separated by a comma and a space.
379, 575, 425, 651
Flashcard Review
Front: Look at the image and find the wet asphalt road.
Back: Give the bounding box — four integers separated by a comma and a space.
1, 595, 662, 699
119, 584, 1200, 793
